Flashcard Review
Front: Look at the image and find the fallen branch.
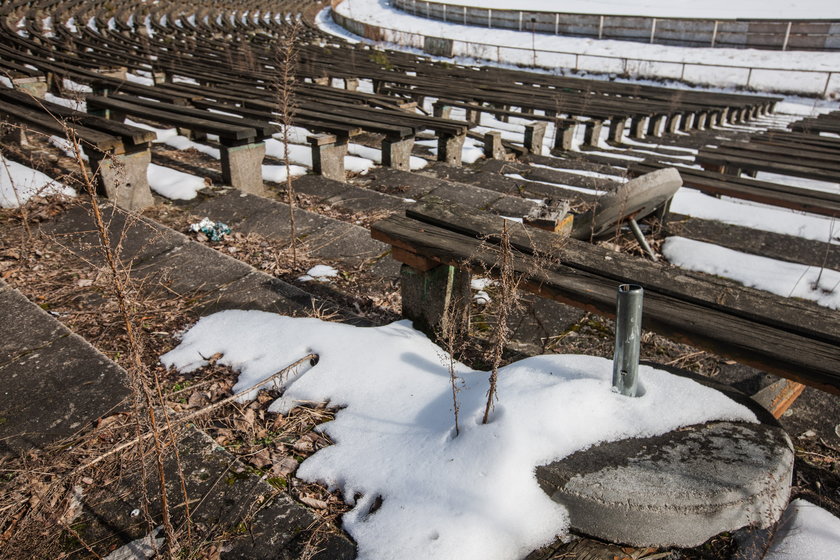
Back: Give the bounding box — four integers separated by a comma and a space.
75, 353, 318, 473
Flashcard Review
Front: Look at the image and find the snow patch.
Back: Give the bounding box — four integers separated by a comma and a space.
1, 155, 75, 208
662, 236, 840, 309
162, 312, 757, 560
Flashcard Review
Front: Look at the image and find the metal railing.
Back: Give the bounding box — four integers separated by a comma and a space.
392, 0, 840, 52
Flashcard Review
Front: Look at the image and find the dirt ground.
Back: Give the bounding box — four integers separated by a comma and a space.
1, 189, 838, 559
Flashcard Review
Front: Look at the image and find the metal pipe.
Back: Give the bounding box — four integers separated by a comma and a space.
612, 284, 644, 397
628, 217, 658, 262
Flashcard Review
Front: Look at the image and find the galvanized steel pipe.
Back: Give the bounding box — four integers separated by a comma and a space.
612, 284, 644, 397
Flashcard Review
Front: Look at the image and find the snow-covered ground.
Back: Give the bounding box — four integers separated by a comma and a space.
765, 499, 840, 560
426, 0, 837, 20
663, 236, 840, 309
162, 311, 758, 560
0, 155, 75, 208
327, 1, 840, 96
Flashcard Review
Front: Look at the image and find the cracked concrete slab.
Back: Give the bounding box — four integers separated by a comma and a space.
0, 280, 131, 454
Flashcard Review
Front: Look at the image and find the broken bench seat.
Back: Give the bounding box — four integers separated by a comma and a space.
86, 93, 278, 194
0, 86, 156, 210
370, 199, 840, 400
629, 160, 840, 218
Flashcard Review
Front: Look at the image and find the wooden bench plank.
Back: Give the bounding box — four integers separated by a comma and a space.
86, 95, 258, 142
372, 213, 840, 394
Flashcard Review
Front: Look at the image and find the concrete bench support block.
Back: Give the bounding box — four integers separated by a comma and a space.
680, 112, 695, 131
382, 136, 414, 170
12, 77, 48, 99
308, 133, 347, 182
554, 121, 577, 151
647, 114, 666, 137
695, 112, 708, 130
220, 141, 266, 195
583, 119, 603, 146
344, 77, 359, 91
438, 132, 466, 166
537, 420, 793, 548
666, 114, 682, 134
608, 118, 626, 143
524, 122, 547, 154
432, 102, 452, 119
400, 263, 470, 341
466, 107, 481, 124
89, 146, 154, 212
630, 116, 648, 139
484, 131, 505, 159
492, 103, 509, 122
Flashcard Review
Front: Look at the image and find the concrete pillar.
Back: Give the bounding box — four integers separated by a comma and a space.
484, 131, 505, 160
720, 107, 730, 124
630, 116, 648, 139
12, 76, 48, 99
400, 263, 470, 341
695, 112, 708, 130
220, 141, 266, 195
308, 133, 347, 182
666, 114, 681, 134
89, 146, 154, 212
382, 136, 414, 170
466, 107, 481, 124
97, 66, 127, 80
608, 118, 626, 143
524, 122, 547, 154
554, 120, 577, 151
647, 114, 666, 137
152, 71, 168, 85
437, 132, 466, 166
344, 77, 359, 91
312, 76, 329, 86
583, 119, 603, 146
176, 127, 207, 141
492, 103, 509, 122
680, 113, 695, 131
432, 102, 452, 119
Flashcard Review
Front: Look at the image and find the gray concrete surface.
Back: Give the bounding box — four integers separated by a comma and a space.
0, 280, 131, 454
536, 420, 793, 547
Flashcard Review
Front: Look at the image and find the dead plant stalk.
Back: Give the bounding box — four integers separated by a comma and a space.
275, 19, 302, 267
64, 128, 184, 554
482, 221, 517, 424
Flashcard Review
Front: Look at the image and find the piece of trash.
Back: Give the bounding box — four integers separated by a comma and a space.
189, 217, 231, 242
130, 508, 141, 517
474, 291, 491, 305
103, 526, 164, 560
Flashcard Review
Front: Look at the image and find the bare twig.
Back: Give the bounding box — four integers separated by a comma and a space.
76, 353, 317, 473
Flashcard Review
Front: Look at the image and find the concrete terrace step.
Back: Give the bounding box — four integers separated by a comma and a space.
19, 202, 361, 557
667, 214, 840, 270
39, 204, 348, 320
186, 190, 394, 273
353, 166, 541, 217
79, 425, 356, 560
0, 279, 131, 454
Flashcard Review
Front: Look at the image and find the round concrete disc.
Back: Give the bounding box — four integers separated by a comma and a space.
536, 419, 793, 548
